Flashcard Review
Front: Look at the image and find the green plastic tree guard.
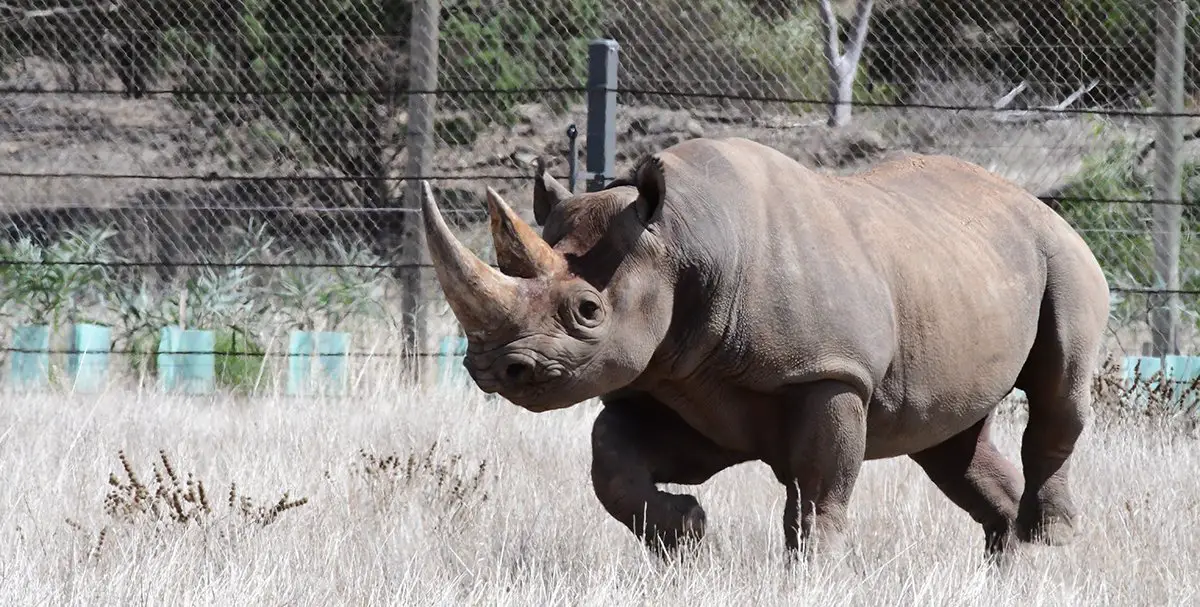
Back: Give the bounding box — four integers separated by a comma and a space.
9, 324, 51, 391
157, 326, 216, 395
66, 323, 112, 393
287, 330, 351, 397
437, 335, 469, 388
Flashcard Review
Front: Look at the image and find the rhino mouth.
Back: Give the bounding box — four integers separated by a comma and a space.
478, 380, 581, 412
462, 348, 572, 406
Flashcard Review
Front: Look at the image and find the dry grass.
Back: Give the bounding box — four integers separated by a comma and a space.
0, 361, 1198, 606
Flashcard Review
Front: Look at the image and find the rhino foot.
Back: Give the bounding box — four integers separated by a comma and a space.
1016, 507, 1077, 546
641, 493, 708, 557
590, 393, 750, 556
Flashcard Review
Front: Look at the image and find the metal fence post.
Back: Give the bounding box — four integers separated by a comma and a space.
1149, 0, 1186, 357
402, 0, 441, 371
586, 39, 619, 192
566, 123, 579, 193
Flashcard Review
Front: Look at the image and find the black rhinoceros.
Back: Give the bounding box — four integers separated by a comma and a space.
418, 136, 1111, 561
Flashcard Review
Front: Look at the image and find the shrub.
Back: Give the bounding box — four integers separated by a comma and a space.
438, 0, 604, 125
65, 448, 310, 563
1053, 119, 1200, 332
214, 327, 268, 394
999, 354, 1200, 437
104, 449, 310, 527
353, 440, 492, 526
269, 239, 395, 333
0, 226, 122, 329
1090, 354, 1200, 435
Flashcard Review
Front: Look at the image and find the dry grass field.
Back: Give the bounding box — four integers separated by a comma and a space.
0, 358, 1198, 606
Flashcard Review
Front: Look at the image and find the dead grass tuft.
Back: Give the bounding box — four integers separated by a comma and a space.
103, 448, 308, 528
353, 439, 492, 527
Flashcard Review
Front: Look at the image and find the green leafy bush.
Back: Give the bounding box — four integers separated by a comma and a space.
215, 327, 268, 394
1054, 119, 1200, 330
0, 227, 122, 328
270, 239, 394, 333
438, 0, 603, 126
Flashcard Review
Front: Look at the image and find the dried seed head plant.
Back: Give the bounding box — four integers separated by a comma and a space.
101, 448, 309, 530
996, 353, 1199, 438
353, 439, 494, 527
1089, 354, 1200, 437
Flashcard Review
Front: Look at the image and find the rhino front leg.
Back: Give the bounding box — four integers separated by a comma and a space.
776, 380, 868, 561
590, 394, 750, 555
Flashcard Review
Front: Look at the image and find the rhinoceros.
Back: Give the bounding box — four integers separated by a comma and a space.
418, 136, 1111, 561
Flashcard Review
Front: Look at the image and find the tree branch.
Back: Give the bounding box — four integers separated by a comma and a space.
844, 0, 876, 68
816, 0, 841, 74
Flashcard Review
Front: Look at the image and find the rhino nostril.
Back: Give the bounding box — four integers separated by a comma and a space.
505, 362, 531, 382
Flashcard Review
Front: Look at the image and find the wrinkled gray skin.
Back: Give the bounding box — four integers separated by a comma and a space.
420, 137, 1111, 563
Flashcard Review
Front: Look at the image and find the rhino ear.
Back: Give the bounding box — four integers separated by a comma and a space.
633, 154, 666, 225
533, 156, 571, 226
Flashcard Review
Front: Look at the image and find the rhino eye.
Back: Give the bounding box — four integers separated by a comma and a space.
578, 300, 600, 321
570, 294, 604, 329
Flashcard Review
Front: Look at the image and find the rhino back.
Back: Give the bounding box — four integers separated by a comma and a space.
648, 138, 1075, 457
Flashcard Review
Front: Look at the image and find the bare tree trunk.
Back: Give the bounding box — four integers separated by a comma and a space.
817, 0, 875, 127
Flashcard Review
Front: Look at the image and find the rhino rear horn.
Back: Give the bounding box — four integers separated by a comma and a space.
421, 181, 521, 337
533, 156, 571, 226
487, 187, 567, 279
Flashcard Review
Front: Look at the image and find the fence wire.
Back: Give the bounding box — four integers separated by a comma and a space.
0, 0, 1197, 372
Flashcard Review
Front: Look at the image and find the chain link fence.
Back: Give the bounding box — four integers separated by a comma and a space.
0, 0, 1197, 389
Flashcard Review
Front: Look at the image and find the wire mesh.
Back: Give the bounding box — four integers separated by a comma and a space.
0, 0, 1197, 377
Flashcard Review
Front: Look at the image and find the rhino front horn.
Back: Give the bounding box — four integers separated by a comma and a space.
421, 181, 521, 336
486, 187, 567, 279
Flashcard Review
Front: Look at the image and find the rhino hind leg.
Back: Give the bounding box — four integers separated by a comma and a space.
1012, 270, 1108, 547
908, 412, 1022, 558
1013, 375, 1091, 546
590, 393, 750, 556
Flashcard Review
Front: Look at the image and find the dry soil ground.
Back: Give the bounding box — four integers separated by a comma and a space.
1, 367, 1198, 606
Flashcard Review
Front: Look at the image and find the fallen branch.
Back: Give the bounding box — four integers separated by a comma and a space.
1136, 123, 1200, 167
993, 80, 1100, 124
992, 81, 1028, 110
1049, 79, 1100, 111
0, 2, 122, 24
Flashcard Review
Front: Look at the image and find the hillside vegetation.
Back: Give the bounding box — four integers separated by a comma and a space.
0, 0, 1198, 355
4, 0, 1196, 189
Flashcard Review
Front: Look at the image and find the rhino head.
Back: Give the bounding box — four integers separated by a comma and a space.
421, 156, 672, 412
